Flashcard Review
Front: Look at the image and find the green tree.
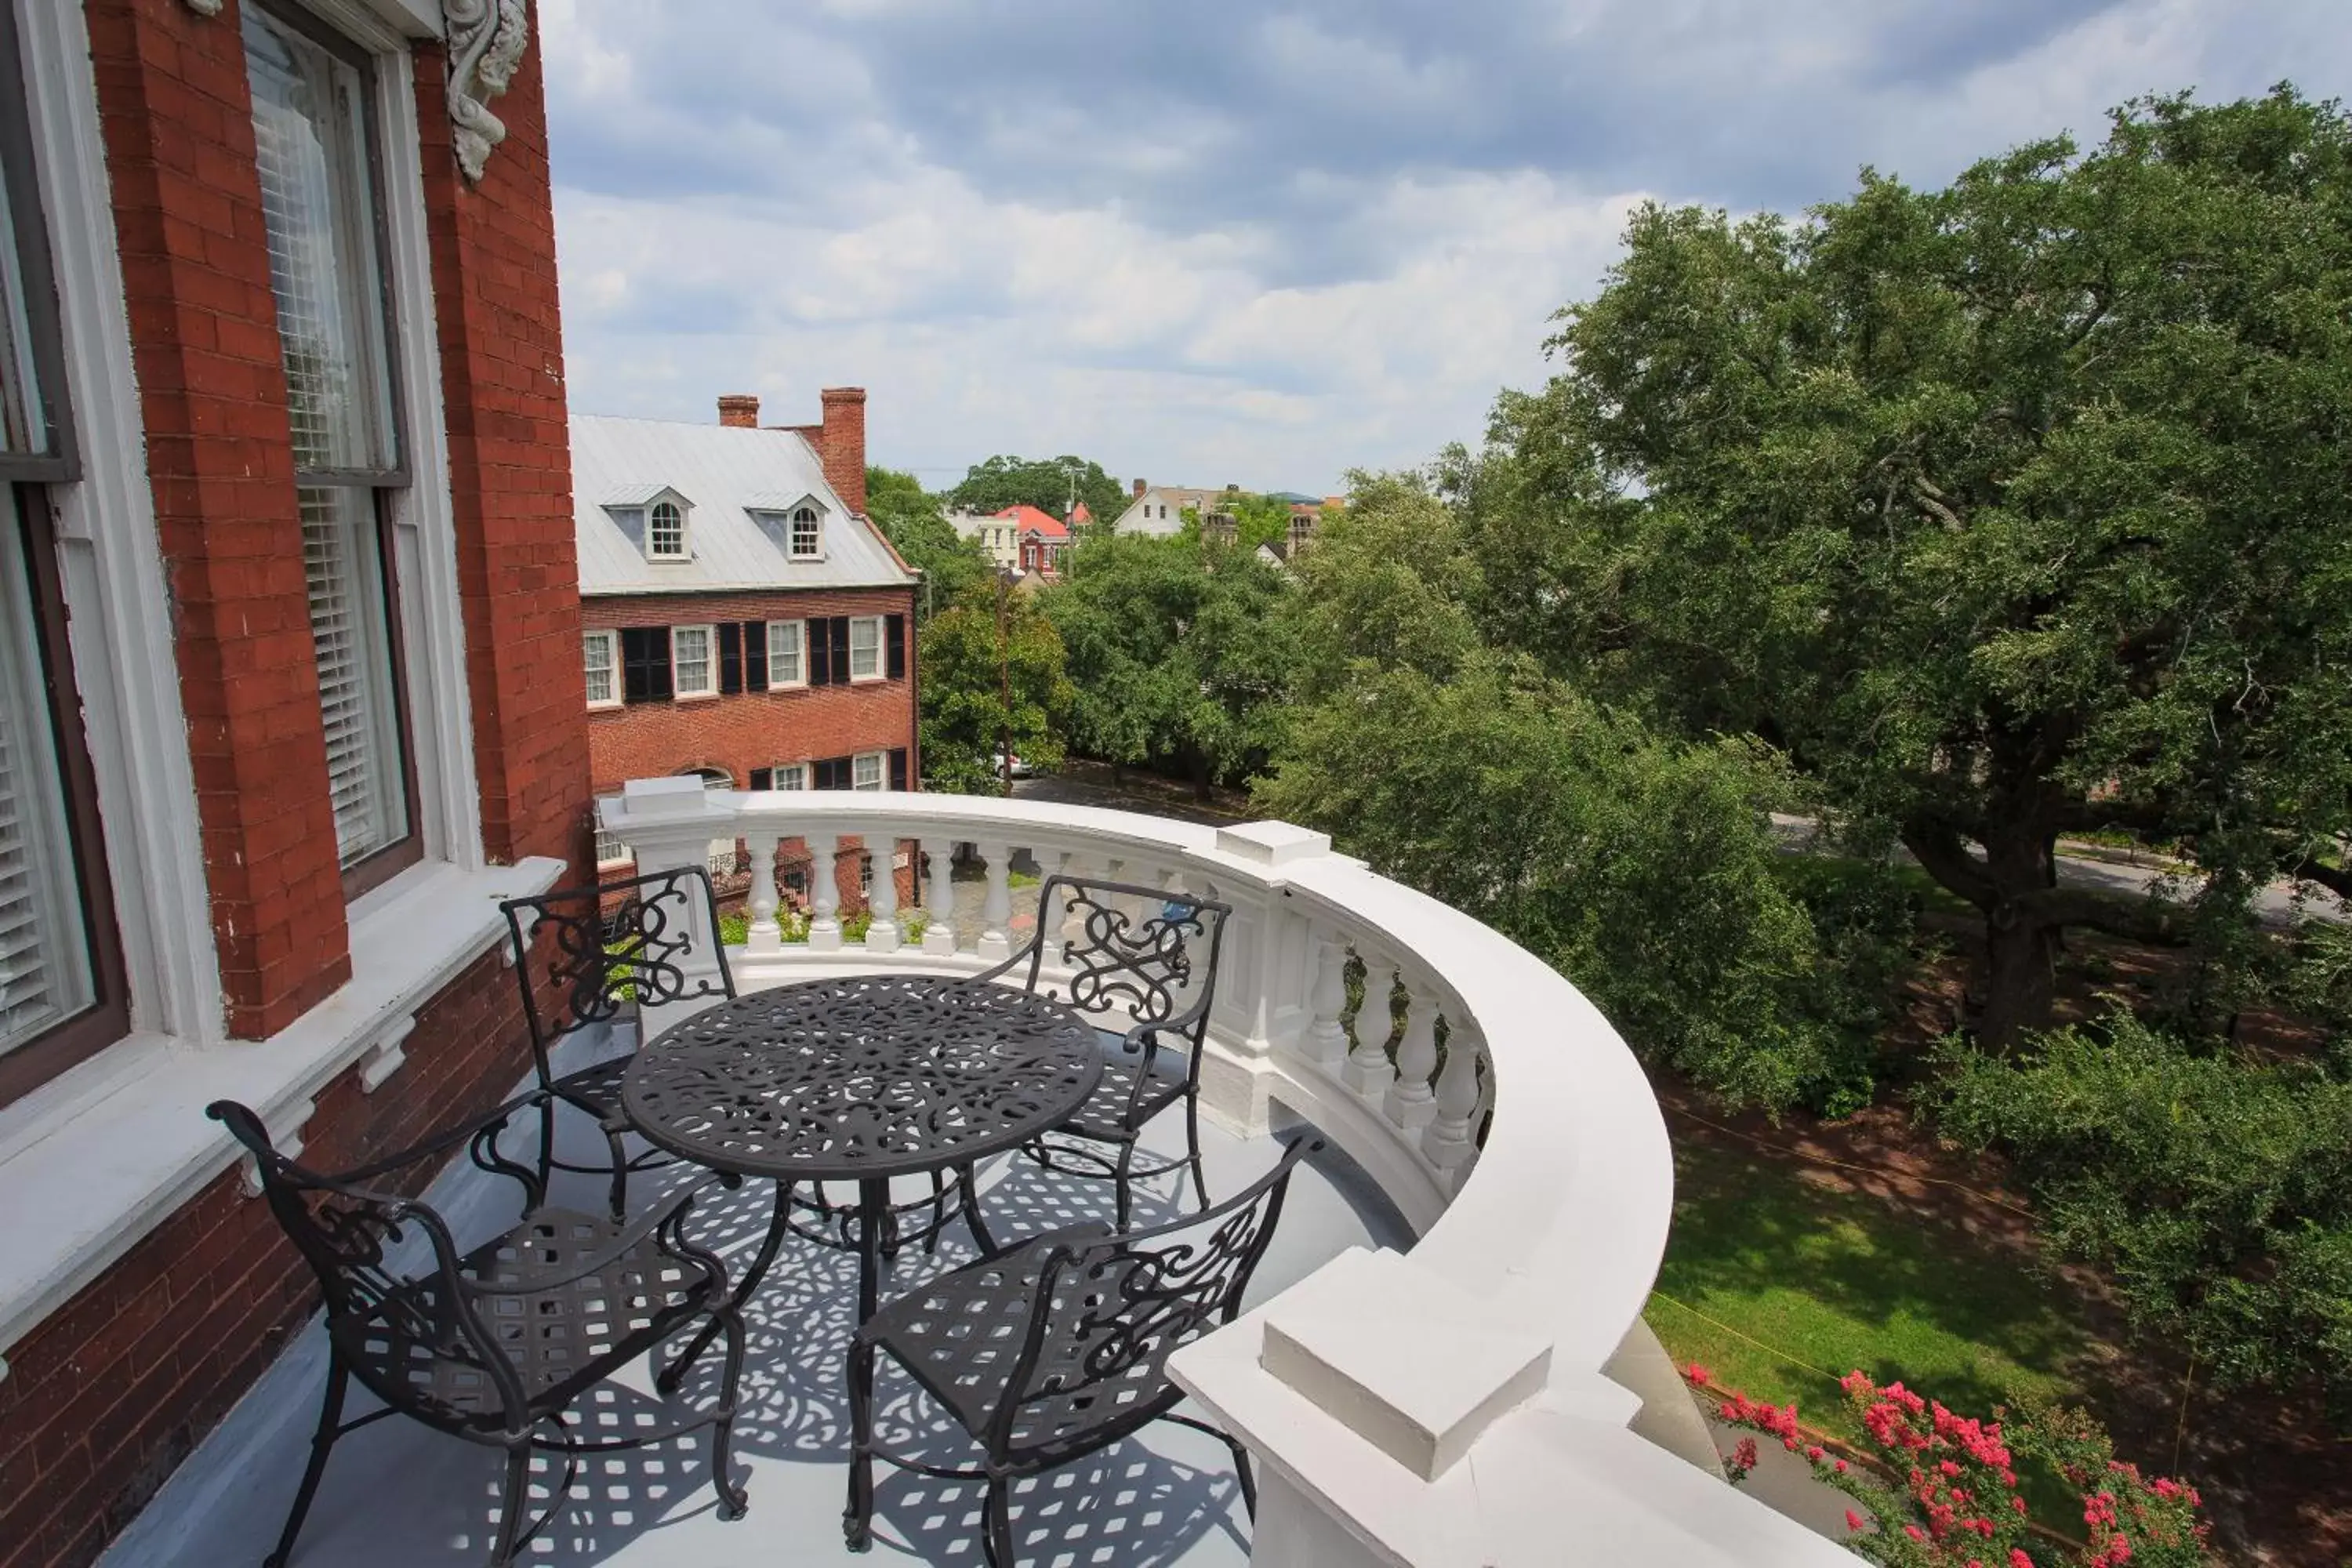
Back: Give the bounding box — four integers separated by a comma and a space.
1475, 88, 2352, 1047
864, 465, 989, 622
1258, 475, 1878, 1111
947, 454, 1127, 528
1043, 532, 1294, 796
916, 586, 1072, 795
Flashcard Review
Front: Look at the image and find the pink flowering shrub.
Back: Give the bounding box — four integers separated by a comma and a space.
1681, 1366, 2211, 1568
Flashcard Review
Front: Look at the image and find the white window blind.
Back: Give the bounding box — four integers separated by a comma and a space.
0, 521, 93, 1057
852, 752, 884, 791
767, 620, 804, 686
849, 616, 882, 679
300, 488, 406, 866
773, 762, 808, 790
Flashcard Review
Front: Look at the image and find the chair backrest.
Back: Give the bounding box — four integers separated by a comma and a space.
501, 864, 735, 1082
995, 875, 1231, 1038
992, 1135, 1318, 1463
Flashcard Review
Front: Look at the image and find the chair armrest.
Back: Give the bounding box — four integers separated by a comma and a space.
462, 1172, 738, 1297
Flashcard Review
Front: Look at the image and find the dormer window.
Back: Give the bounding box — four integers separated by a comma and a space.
791, 506, 821, 559
648, 499, 687, 561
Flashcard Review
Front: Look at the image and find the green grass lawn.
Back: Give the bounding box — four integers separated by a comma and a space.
1645, 1134, 2107, 1473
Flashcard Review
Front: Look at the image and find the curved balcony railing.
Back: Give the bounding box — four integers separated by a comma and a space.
597, 777, 1861, 1567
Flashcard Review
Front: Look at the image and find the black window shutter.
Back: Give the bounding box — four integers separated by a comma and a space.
829, 616, 851, 684
810, 618, 832, 686
889, 748, 908, 791
742, 620, 767, 688
621, 626, 671, 702
719, 622, 742, 694
887, 614, 907, 680
750, 767, 772, 789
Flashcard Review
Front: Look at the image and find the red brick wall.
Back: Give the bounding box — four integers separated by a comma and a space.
413, 27, 593, 871
816, 387, 867, 514
86, 0, 350, 1038
0, 944, 550, 1568
582, 587, 918, 793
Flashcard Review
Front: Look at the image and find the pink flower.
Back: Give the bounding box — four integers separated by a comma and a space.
1845, 1509, 1866, 1534
1686, 1363, 1711, 1388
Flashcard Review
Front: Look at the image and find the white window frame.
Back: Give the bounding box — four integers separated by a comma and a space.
771, 761, 808, 791
851, 750, 885, 792
848, 615, 884, 683
581, 628, 618, 709
765, 619, 806, 688
646, 497, 688, 561
671, 624, 717, 699
593, 827, 632, 869
789, 505, 822, 561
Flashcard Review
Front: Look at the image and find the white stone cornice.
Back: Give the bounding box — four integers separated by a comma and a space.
184, 0, 223, 16
444, 0, 529, 183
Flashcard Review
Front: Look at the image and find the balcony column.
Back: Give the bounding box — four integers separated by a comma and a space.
921, 838, 958, 956
977, 840, 1013, 963
1304, 927, 1351, 1069
1384, 978, 1442, 1131
1423, 1021, 1484, 1186
864, 837, 900, 953
743, 831, 783, 954
808, 831, 843, 953
1342, 949, 1397, 1097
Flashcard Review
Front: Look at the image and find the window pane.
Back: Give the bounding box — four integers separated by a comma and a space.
777, 764, 806, 789
849, 616, 880, 678
245, 5, 397, 474
673, 626, 712, 694
650, 501, 684, 558
853, 753, 883, 791
0, 137, 50, 459
301, 487, 407, 866
768, 620, 800, 684
0, 503, 95, 1054
791, 507, 819, 557
583, 632, 614, 703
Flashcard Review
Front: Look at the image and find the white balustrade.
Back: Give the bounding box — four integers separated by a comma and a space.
863, 836, 900, 953
593, 778, 1860, 1568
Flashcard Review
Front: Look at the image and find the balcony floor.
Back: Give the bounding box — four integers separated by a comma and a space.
103, 1082, 1410, 1568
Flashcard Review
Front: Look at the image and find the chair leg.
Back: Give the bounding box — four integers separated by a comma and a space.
843, 1339, 877, 1552
709, 1305, 750, 1520
1184, 1093, 1210, 1213
1224, 1432, 1258, 1522
263, 1356, 348, 1568
486, 1439, 534, 1567
958, 1163, 998, 1258
602, 1124, 630, 1221
1113, 1138, 1138, 1232
926, 1168, 946, 1255
535, 1098, 558, 1203
983, 1475, 1017, 1568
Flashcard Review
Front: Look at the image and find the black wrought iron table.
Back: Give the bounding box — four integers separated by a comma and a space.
619, 975, 1103, 1381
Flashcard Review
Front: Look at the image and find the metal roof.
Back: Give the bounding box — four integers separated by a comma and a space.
572, 415, 916, 596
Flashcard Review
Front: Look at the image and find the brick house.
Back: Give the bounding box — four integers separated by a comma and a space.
0, 1, 593, 1562
572, 395, 921, 913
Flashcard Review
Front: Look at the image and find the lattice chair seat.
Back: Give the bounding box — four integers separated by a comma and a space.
1061, 1044, 1189, 1142
335, 1207, 719, 1432
550, 1054, 632, 1126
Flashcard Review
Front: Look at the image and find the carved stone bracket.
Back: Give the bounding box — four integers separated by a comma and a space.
445, 0, 530, 183
184, 0, 224, 16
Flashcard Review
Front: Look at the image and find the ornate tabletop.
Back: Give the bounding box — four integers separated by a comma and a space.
620, 975, 1103, 1185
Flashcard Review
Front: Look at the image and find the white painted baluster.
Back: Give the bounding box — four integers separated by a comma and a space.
1341, 949, 1397, 1097
1422, 1021, 1483, 1184
921, 837, 958, 956
744, 831, 782, 955
863, 836, 900, 953
977, 840, 1012, 962
1383, 977, 1440, 1130
1036, 848, 1073, 967
1305, 927, 1352, 1068
807, 831, 842, 952
1059, 851, 1094, 951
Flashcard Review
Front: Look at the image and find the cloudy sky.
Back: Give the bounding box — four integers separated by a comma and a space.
539, 0, 2347, 496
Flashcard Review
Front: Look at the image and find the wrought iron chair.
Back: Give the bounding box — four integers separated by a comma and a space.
977, 875, 1232, 1229
209, 1096, 749, 1568
844, 1135, 1318, 1565
500, 864, 735, 1218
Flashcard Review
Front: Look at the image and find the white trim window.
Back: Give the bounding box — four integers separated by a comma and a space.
852, 750, 884, 792
593, 827, 631, 869
789, 505, 822, 560
765, 619, 805, 688
581, 629, 618, 708
771, 762, 808, 791
648, 499, 687, 561
671, 625, 716, 697
848, 615, 884, 681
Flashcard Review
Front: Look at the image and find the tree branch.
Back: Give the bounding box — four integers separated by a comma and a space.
2009, 885, 2194, 947
1902, 822, 1997, 911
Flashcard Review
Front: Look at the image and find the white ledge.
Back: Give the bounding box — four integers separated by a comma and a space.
0, 856, 564, 1367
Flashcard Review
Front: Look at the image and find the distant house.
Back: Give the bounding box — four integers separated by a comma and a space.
949, 502, 1083, 575
572, 392, 920, 904
1110, 480, 1229, 537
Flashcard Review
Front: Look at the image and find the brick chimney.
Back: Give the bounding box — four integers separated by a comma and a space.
817, 387, 867, 514
1132, 477, 1147, 498
717, 393, 760, 428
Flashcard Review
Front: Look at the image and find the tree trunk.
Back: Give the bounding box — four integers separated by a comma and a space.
1975, 825, 2063, 1051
